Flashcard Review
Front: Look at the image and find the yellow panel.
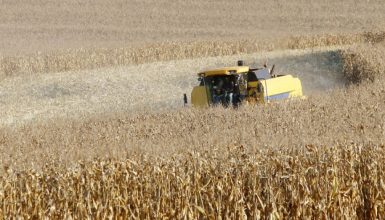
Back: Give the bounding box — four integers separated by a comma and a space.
247, 81, 258, 88
191, 86, 209, 107
259, 75, 303, 98
289, 78, 303, 98
199, 66, 249, 77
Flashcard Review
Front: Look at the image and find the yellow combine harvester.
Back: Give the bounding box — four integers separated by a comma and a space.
188, 61, 303, 107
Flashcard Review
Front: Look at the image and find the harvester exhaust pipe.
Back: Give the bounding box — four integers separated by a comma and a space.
270, 64, 276, 76
237, 60, 244, 66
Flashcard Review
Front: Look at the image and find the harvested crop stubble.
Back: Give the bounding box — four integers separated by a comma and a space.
0, 31, 384, 79
1, 144, 385, 219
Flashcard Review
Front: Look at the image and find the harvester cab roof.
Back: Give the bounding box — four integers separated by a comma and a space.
198, 66, 250, 77
198, 64, 272, 81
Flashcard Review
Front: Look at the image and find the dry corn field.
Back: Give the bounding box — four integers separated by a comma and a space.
1, 0, 385, 219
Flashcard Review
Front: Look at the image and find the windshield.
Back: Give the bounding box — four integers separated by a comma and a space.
203, 75, 243, 107
247, 68, 271, 81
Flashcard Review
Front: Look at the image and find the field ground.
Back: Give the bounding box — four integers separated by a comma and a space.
0, 46, 345, 126
1, 0, 385, 218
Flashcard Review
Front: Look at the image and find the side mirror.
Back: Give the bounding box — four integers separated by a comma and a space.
183, 94, 188, 106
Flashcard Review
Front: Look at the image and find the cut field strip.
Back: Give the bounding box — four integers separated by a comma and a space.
0, 46, 346, 126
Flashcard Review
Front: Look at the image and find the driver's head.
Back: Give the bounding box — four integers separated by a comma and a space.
217, 79, 224, 88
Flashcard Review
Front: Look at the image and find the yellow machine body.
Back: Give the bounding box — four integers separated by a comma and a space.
248, 75, 303, 102
191, 86, 210, 107
191, 65, 303, 107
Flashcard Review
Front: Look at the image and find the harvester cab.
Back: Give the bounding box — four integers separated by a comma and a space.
189, 60, 303, 107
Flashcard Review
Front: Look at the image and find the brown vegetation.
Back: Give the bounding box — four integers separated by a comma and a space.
341, 42, 385, 84
2, 145, 385, 219
1, 0, 385, 55
1, 31, 385, 79
1, 0, 385, 218
2, 41, 385, 218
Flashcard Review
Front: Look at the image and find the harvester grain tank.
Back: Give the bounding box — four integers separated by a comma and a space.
189, 61, 303, 107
